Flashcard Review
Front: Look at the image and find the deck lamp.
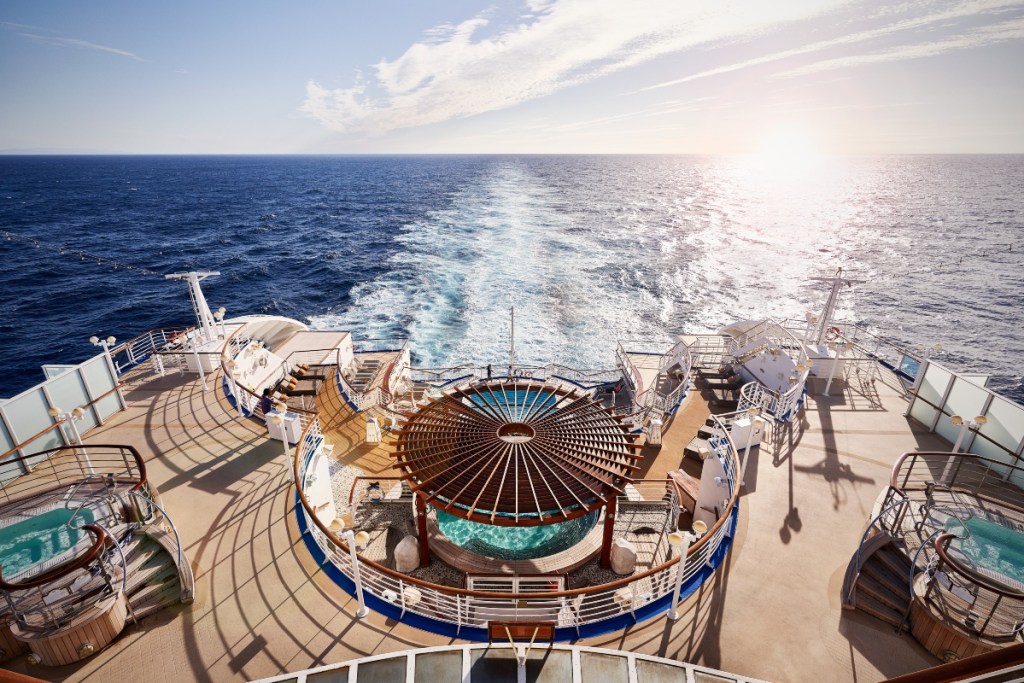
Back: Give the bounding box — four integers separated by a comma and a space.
48, 405, 94, 473
951, 415, 987, 453
214, 307, 227, 338
339, 526, 371, 618
943, 415, 988, 482
668, 521, 707, 621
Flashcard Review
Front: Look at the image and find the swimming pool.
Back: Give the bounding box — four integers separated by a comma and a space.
437, 509, 599, 561
0, 507, 97, 579
944, 516, 1024, 588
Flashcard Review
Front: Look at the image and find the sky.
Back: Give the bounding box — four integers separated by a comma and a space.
1, 0, 1023, 154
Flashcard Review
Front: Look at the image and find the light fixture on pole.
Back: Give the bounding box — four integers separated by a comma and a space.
91, 334, 126, 409
330, 520, 371, 619
823, 340, 854, 396
269, 413, 292, 460
214, 307, 227, 339
942, 415, 988, 482
48, 406, 94, 474
225, 359, 244, 418
951, 415, 987, 454
667, 520, 707, 620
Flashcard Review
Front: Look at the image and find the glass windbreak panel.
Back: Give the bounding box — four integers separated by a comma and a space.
908, 401, 939, 431
970, 436, 1015, 479
916, 364, 953, 407
81, 356, 116, 398
0, 418, 13, 457
0, 454, 25, 485
934, 413, 961, 446
978, 395, 1024, 456
356, 658, 407, 683
944, 378, 989, 431
93, 393, 121, 422
414, 652, 460, 683
48, 371, 91, 415
21, 432, 63, 468
306, 667, 348, 683
636, 658, 688, 683
581, 652, 628, 680
2, 390, 57, 447
471, 649, 571, 683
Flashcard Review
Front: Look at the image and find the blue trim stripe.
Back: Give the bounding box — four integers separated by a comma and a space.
295, 492, 739, 642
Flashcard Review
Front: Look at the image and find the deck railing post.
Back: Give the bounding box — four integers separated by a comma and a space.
342, 528, 370, 618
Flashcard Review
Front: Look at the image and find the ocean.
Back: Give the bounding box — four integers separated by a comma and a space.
1, 154, 1021, 401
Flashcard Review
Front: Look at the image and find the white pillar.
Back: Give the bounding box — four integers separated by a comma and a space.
344, 529, 370, 618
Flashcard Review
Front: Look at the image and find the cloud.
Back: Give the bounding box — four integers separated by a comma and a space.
301, 0, 846, 135
18, 32, 145, 61
639, 0, 1024, 91
776, 15, 1024, 78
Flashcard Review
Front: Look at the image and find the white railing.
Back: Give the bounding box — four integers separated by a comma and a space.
293, 412, 742, 634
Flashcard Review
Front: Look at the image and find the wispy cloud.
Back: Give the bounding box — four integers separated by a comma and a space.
17, 31, 145, 62
301, 0, 846, 134
639, 0, 1024, 91
776, 15, 1024, 78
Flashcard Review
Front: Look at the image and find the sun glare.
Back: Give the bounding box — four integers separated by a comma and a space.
753, 126, 823, 174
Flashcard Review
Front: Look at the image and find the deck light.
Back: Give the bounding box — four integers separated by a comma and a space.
668, 522, 706, 621
944, 415, 989, 481
77, 642, 95, 656
342, 527, 371, 618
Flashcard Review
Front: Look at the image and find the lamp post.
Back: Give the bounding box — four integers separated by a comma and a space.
214, 307, 227, 339
225, 359, 244, 418
269, 413, 292, 460
331, 519, 370, 618
942, 415, 988, 482
48, 406, 94, 474
667, 520, 708, 620
187, 330, 209, 392
90, 335, 126, 409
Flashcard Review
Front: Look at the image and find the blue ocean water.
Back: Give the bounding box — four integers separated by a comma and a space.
0, 155, 1021, 401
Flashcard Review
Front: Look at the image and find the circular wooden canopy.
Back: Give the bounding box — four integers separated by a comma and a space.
393, 380, 640, 526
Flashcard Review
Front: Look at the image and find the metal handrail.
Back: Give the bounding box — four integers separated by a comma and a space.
845, 498, 910, 606
0, 445, 147, 508
0, 524, 109, 591
292, 410, 742, 629
126, 490, 184, 570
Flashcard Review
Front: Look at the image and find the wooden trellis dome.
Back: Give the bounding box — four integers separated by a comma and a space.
393, 379, 640, 527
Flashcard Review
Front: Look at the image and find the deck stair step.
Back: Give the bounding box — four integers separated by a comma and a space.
857, 573, 910, 613
849, 542, 913, 631
854, 592, 909, 630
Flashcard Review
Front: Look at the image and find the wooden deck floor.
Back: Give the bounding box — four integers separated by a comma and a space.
1, 361, 953, 683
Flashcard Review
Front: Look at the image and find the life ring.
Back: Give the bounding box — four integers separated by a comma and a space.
825, 326, 841, 341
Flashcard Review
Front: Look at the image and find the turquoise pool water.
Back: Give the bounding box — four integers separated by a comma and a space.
468, 388, 559, 419
0, 507, 97, 579
944, 516, 1024, 586
437, 509, 599, 560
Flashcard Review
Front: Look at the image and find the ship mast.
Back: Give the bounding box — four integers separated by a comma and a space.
165, 271, 221, 343
509, 306, 516, 375
808, 268, 863, 345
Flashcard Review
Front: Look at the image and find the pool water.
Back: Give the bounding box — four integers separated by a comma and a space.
468, 389, 558, 420
437, 509, 599, 560
944, 516, 1024, 586
0, 507, 97, 579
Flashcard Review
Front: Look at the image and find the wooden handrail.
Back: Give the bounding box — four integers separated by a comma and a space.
933, 533, 1024, 600
0, 445, 148, 507
0, 524, 108, 591
0, 384, 127, 462
882, 642, 1024, 683
293, 415, 740, 601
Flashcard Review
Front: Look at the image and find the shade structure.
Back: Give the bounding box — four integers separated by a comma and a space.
393, 379, 640, 526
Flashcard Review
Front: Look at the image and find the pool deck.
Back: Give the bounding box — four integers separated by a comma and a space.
2, 362, 953, 682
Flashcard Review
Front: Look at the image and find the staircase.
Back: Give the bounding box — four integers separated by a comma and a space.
846, 542, 914, 631
122, 525, 190, 622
